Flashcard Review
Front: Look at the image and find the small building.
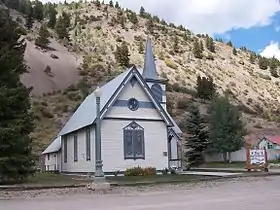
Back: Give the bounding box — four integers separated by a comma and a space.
42, 37, 183, 174
257, 136, 280, 150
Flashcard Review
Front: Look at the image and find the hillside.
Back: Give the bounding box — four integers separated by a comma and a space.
3, 1, 280, 153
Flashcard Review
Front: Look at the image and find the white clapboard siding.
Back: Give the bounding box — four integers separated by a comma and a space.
61, 126, 95, 173
101, 119, 168, 172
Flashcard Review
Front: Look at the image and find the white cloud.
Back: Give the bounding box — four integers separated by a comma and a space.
275, 26, 280, 32
42, 0, 280, 35
260, 41, 280, 60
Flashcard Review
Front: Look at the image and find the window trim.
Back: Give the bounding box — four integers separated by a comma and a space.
86, 127, 91, 161
123, 122, 145, 160
74, 133, 78, 162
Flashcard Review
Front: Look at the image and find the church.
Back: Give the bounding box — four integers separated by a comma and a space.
42, 37, 183, 174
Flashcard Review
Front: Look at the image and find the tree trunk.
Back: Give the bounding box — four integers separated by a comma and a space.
228, 152, 232, 163
223, 152, 228, 163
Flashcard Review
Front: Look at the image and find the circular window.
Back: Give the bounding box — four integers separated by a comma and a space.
127, 98, 139, 111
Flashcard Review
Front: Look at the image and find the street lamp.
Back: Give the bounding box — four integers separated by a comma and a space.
94, 86, 105, 181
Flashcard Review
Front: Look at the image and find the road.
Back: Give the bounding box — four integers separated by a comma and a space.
1, 176, 280, 210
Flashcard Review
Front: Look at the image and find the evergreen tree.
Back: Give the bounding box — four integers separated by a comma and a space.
139, 6, 145, 17
33, 0, 44, 21
109, 0, 113, 7
0, 8, 35, 183
173, 36, 179, 53
232, 47, 237, 55
128, 11, 138, 25
226, 41, 233, 47
196, 76, 216, 100
115, 1, 120, 8
25, 13, 33, 30
35, 24, 50, 49
61, 11, 70, 28
249, 52, 256, 64
114, 41, 130, 67
199, 40, 204, 51
48, 4, 57, 28
185, 106, 209, 168
193, 39, 203, 59
138, 40, 144, 54
94, 0, 101, 8
258, 56, 269, 70
206, 36, 215, 53
208, 95, 246, 163
55, 15, 69, 40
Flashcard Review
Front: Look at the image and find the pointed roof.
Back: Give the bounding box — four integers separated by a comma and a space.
142, 36, 160, 81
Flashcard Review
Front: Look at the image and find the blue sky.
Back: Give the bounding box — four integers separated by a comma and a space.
43, 0, 280, 59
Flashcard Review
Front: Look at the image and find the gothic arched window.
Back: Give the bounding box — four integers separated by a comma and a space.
123, 122, 145, 160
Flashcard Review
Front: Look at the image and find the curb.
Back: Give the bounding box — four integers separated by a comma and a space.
1, 172, 280, 191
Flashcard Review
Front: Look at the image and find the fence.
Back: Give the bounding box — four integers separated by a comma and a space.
204, 147, 280, 162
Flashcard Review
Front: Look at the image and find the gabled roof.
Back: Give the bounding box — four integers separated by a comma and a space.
58, 67, 132, 136
42, 136, 61, 155
58, 66, 177, 136
260, 136, 280, 146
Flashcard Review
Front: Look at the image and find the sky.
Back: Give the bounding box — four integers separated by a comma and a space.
42, 0, 280, 59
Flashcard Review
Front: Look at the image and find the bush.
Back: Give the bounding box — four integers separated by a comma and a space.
165, 59, 178, 69
124, 166, 156, 176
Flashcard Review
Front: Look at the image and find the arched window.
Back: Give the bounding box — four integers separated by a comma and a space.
123, 122, 145, 160
151, 83, 163, 102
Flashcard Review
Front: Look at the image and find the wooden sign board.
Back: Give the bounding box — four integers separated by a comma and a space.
245, 146, 268, 172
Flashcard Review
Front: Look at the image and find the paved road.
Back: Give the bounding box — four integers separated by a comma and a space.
1, 176, 280, 210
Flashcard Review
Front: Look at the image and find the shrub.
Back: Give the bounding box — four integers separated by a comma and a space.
124, 166, 156, 176
177, 100, 189, 109
165, 59, 178, 69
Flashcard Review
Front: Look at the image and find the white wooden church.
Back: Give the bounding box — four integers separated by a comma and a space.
42, 37, 183, 174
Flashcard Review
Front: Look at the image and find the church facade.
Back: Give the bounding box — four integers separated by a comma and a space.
42, 37, 183, 173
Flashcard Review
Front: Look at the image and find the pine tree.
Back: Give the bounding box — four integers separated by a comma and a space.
33, 0, 44, 21
115, 1, 120, 8
173, 36, 179, 53
193, 39, 203, 59
25, 13, 33, 30
109, 0, 113, 7
55, 15, 69, 40
206, 37, 215, 53
138, 40, 144, 54
0, 8, 35, 183
258, 56, 268, 70
232, 47, 237, 55
140, 6, 145, 17
196, 76, 216, 100
226, 41, 233, 47
48, 4, 57, 28
208, 95, 246, 163
249, 53, 256, 64
115, 42, 130, 67
185, 106, 209, 168
35, 24, 50, 49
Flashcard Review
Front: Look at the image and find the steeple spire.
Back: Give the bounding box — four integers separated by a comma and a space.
142, 36, 159, 80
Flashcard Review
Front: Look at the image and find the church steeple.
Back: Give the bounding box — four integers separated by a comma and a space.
142, 36, 160, 81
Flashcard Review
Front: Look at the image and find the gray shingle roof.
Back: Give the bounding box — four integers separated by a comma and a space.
42, 136, 61, 155
58, 67, 132, 136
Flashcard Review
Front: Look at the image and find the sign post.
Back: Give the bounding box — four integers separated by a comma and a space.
245, 145, 268, 172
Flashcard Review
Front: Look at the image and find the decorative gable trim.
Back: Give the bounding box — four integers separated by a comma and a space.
168, 128, 182, 140
99, 66, 174, 127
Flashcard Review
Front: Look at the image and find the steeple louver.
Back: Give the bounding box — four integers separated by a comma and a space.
142, 36, 160, 81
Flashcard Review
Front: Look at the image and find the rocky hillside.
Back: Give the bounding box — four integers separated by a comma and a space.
4, 1, 280, 153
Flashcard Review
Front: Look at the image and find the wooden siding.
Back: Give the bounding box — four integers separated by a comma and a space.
105, 80, 163, 120
101, 120, 168, 172
44, 152, 61, 171
61, 126, 95, 173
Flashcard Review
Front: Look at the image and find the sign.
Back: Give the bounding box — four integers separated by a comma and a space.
245, 146, 268, 172
249, 149, 266, 165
